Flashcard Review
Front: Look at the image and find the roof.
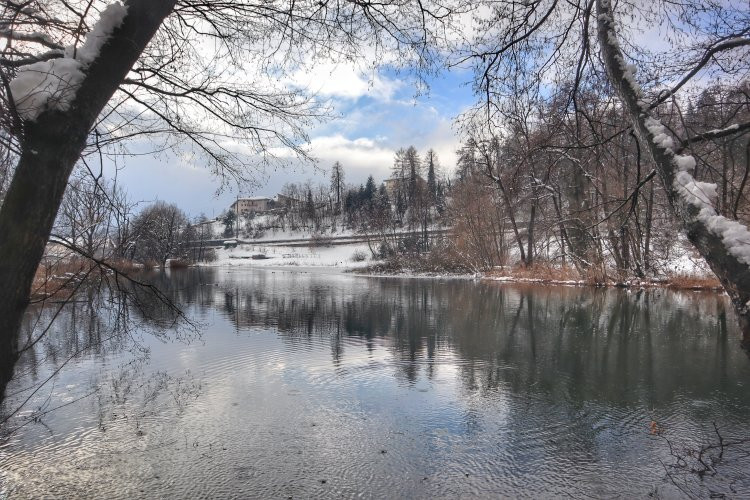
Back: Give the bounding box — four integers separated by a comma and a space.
235, 196, 272, 202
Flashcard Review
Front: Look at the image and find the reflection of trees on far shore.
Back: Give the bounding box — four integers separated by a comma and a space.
182, 269, 747, 408
6, 268, 749, 429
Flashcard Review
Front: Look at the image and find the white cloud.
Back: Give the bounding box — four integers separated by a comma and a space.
306, 134, 394, 182
285, 62, 403, 102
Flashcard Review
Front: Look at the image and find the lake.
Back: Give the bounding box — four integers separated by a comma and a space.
1, 268, 749, 498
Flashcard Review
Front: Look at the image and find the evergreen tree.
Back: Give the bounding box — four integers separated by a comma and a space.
364, 175, 377, 201
404, 146, 421, 205
377, 183, 390, 207
222, 210, 236, 238
395, 189, 407, 223
457, 139, 477, 180
426, 149, 438, 202
305, 188, 315, 223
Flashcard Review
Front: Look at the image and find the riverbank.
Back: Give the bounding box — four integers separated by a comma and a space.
201, 242, 374, 269
35, 239, 724, 298
357, 261, 723, 291
205, 246, 723, 292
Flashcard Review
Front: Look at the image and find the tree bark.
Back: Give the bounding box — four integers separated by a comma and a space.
597, 0, 750, 347
0, 0, 177, 399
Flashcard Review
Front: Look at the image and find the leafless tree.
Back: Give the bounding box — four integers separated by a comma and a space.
330, 161, 345, 215
56, 171, 112, 256
460, 0, 750, 339
0, 0, 465, 397
130, 201, 189, 267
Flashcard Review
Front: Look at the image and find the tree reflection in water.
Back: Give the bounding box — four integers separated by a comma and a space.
0, 268, 748, 498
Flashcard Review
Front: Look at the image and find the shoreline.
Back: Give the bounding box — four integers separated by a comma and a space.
198, 260, 725, 293
350, 269, 724, 292
34, 253, 725, 299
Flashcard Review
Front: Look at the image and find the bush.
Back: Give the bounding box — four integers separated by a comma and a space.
199, 248, 217, 263
310, 233, 331, 247
142, 259, 159, 270
363, 243, 474, 274
351, 249, 368, 262
377, 241, 395, 259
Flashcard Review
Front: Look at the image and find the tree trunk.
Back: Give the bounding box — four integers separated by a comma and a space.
494, 178, 526, 265
526, 202, 536, 266
644, 182, 654, 271
0, 0, 177, 399
597, 0, 750, 347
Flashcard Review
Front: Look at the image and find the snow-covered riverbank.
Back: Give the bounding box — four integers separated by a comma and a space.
200, 242, 375, 270
194, 231, 722, 292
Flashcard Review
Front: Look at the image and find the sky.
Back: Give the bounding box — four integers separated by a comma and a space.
104, 63, 477, 219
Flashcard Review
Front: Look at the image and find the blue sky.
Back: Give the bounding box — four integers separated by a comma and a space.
104, 64, 476, 219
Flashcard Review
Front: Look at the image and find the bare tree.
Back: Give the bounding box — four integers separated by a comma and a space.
130, 201, 189, 267
330, 161, 345, 215
461, 0, 750, 339
595, 0, 750, 340
56, 171, 112, 256
0, 0, 464, 397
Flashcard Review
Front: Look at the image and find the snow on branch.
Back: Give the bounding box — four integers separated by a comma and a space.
8, 2, 128, 122
597, 0, 750, 288
676, 121, 750, 153
0, 29, 64, 50
650, 37, 750, 110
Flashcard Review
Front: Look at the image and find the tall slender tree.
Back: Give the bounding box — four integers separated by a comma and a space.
426, 149, 438, 202
330, 161, 345, 214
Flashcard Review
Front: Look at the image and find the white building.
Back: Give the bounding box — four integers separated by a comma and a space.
231, 197, 273, 214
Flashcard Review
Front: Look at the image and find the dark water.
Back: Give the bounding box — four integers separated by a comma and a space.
1, 268, 749, 498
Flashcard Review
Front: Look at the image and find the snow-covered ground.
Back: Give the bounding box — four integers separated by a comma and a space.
656, 237, 713, 277
202, 213, 352, 241
202, 242, 374, 270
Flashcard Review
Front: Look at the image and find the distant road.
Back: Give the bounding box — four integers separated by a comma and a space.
189, 228, 452, 248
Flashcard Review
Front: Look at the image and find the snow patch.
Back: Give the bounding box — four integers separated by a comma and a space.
65, 3, 128, 64
674, 154, 695, 172
9, 59, 85, 119
644, 117, 675, 150
203, 242, 375, 270
705, 123, 740, 136
701, 211, 750, 265
674, 171, 716, 207
9, 2, 127, 121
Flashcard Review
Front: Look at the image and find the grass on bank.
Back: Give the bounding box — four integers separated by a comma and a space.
363, 251, 723, 291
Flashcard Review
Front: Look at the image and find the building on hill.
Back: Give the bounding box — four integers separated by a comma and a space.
231, 196, 273, 214
275, 193, 301, 209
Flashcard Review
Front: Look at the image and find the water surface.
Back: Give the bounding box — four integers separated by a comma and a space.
1, 268, 749, 498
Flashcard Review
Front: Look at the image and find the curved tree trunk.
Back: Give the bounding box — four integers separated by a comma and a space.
597, 0, 750, 346
0, 0, 177, 399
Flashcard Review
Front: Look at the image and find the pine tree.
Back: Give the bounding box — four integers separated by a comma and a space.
456, 139, 477, 180
426, 149, 438, 202
305, 188, 315, 223
405, 146, 421, 205
222, 210, 236, 238
364, 175, 377, 201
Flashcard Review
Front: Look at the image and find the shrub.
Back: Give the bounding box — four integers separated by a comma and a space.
351, 249, 368, 262
310, 233, 331, 247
